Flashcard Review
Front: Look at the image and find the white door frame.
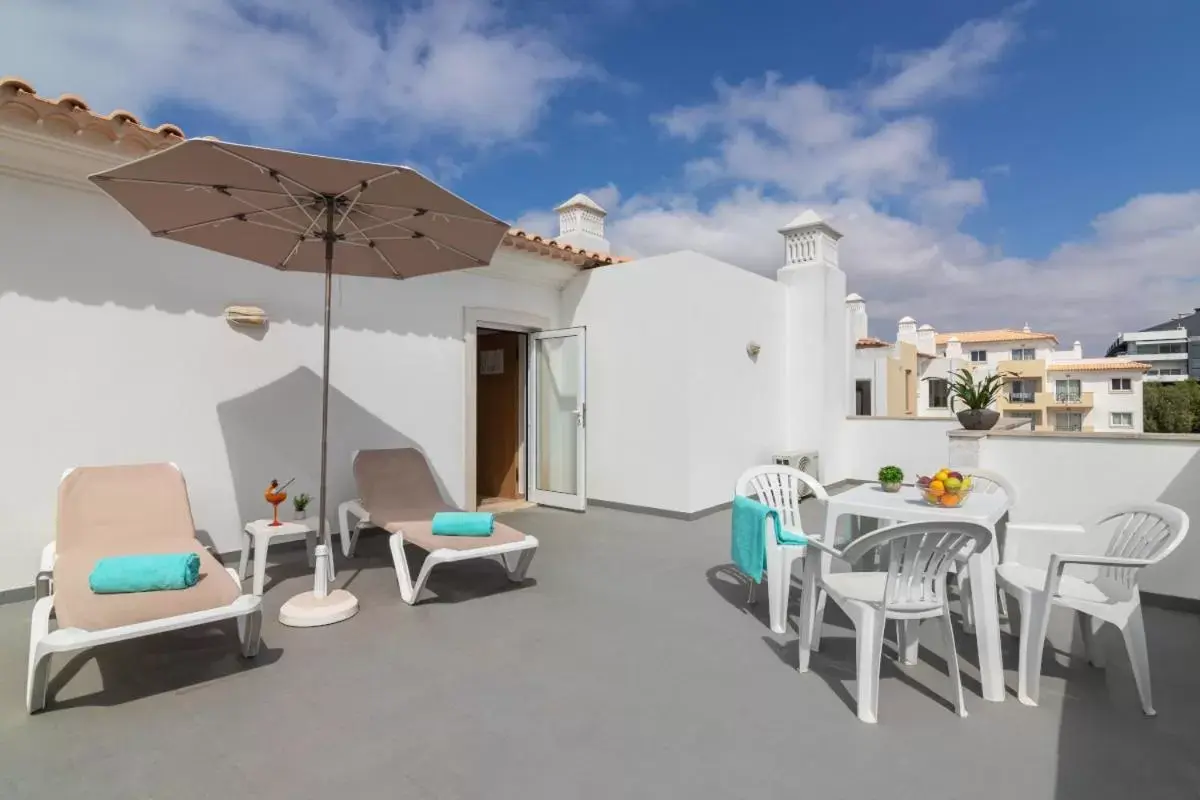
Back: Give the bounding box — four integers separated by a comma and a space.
464, 307, 550, 512
528, 326, 587, 511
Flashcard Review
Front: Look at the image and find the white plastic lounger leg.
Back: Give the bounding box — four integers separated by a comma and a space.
238, 608, 263, 658
26, 597, 54, 713
409, 556, 440, 605
1121, 606, 1155, 716
502, 547, 536, 583
388, 533, 418, 604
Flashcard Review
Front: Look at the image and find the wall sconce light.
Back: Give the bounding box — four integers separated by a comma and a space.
225, 305, 268, 327
746, 341, 762, 361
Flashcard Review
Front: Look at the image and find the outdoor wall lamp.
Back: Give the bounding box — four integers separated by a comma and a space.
747, 341, 762, 361
225, 305, 268, 327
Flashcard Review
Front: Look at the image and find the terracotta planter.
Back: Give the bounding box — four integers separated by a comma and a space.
880, 482, 902, 493
957, 409, 1000, 431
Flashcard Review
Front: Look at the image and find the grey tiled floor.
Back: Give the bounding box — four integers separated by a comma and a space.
1, 503, 1198, 799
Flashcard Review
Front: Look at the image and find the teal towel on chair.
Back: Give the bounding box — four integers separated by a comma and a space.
731, 496, 808, 583
89, 553, 201, 594
431, 512, 494, 536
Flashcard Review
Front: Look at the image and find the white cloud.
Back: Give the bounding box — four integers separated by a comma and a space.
1, 0, 588, 146
866, 12, 1021, 111
515, 9, 1199, 352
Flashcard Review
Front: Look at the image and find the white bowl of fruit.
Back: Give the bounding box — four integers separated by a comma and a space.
916, 468, 973, 508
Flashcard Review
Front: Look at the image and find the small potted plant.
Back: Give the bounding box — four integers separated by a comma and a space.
292, 492, 311, 520
943, 367, 1011, 431
877, 465, 904, 493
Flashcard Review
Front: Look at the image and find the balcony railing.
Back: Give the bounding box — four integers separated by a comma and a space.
1008, 392, 1036, 404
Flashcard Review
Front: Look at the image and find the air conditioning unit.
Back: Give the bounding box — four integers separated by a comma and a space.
772, 450, 821, 498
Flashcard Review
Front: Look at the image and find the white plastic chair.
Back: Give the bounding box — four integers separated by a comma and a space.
955, 467, 1017, 632
797, 520, 992, 724
734, 465, 829, 635
996, 502, 1188, 715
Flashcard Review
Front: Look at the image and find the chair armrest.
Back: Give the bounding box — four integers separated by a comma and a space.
35, 541, 56, 600
1043, 553, 1152, 596
800, 535, 844, 559
1003, 522, 1089, 567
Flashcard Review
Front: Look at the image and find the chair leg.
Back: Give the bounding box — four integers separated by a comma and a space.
797, 558, 822, 673
811, 550, 832, 652
766, 548, 788, 635
958, 568, 976, 634
939, 606, 968, 717
410, 557, 438, 605
1121, 606, 1155, 716
897, 619, 920, 666
26, 597, 53, 714
1078, 613, 1106, 668
1017, 594, 1051, 707
855, 609, 887, 724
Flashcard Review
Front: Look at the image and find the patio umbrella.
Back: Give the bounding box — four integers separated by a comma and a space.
90, 138, 509, 626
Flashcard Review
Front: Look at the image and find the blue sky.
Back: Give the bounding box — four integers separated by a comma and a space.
5, 0, 1200, 349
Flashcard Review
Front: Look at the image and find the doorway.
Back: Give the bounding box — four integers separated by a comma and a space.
855, 380, 872, 416
476, 328, 528, 510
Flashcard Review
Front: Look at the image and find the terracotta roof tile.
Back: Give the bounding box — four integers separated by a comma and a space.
935, 329, 1058, 345
1046, 359, 1151, 372
856, 337, 892, 349
0, 77, 627, 268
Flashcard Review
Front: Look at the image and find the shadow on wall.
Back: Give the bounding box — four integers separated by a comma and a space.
1, 184, 473, 335
216, 366, 453, 527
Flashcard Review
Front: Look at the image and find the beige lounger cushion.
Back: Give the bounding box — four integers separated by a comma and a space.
354, 448, 529, 552
53, 464, 239, 632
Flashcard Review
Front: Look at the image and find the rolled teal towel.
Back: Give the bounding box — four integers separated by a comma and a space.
431, 512, 494, 536
89, 553, 201, 594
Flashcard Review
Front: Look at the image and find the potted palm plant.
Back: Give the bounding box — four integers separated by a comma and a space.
944, 367, 1010, 430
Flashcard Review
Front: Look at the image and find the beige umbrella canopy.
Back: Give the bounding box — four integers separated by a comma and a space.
90, 138, 509, 625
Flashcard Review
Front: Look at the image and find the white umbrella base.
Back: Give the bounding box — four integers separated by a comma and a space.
279, 589, 359, 627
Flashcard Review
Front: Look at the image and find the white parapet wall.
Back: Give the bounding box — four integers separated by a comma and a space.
951, 428, 1200, 601
842, 417, 960, 484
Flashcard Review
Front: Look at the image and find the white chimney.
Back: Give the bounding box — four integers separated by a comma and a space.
897, 316, 918, 347
779, 209, 842, 269
1072, 340, 1083, 359
845, 293, 868, 342
945, 336, 963, 360
917, 323, 936, 356
555, 193, 610, 253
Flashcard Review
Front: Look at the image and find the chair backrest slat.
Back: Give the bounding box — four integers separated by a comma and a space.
1091, 504, 1188, 591
736, 465, 827, 532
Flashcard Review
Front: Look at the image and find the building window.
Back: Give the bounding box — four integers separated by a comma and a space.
855, 380, 872, 416
928, 378, 949, 409
1110, 412, 1133, 428
1110, 377, 1131, 392
1055, 379, 1081, 403
1009, 379, 1034, 403
1011, 347, 1036, 361
1148, 368, 1185, 376
1054, 411, 1083, 432
969, 350, 987, 363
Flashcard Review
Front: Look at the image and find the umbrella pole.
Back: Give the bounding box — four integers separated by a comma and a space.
278, 197, 359, 628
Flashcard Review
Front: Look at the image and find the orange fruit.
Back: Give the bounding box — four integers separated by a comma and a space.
940, 493, 961, 507
928, 480, 945, 495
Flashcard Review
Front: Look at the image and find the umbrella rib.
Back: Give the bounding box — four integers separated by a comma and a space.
354, 208, 489, 266
208, 141, 323, 198
153, 202, 308, 237
343, 212, 422, 238
224, 191, 318, 235
271, 174, 320, 228
356, 199, 504, 224
277, 213, 324, 271
341, 217, 403, 279
335, 184, 366, 232
94, 175, 290, 197
334, 168, 401, 201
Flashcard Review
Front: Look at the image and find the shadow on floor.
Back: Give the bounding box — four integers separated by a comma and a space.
43, 622, 282, 712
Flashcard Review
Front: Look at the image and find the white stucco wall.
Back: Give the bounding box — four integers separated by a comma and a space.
966, 432, 1200, 601
843, 417, 958, 483
1082, 371, 1144, 432
0, 171, 564, 592
564, 251, 787, 514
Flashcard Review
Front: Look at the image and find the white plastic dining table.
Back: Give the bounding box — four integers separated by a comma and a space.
818, 483, 1009, 703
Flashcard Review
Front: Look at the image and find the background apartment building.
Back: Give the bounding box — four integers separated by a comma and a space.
849, 295, 1149, 432
1107, 307, 1200, 382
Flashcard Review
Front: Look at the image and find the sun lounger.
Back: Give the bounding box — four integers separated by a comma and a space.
339, 448, 538, 604
27, 463, 263, 713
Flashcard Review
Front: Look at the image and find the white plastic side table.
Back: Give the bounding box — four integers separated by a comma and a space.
239, 517, 333, 597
